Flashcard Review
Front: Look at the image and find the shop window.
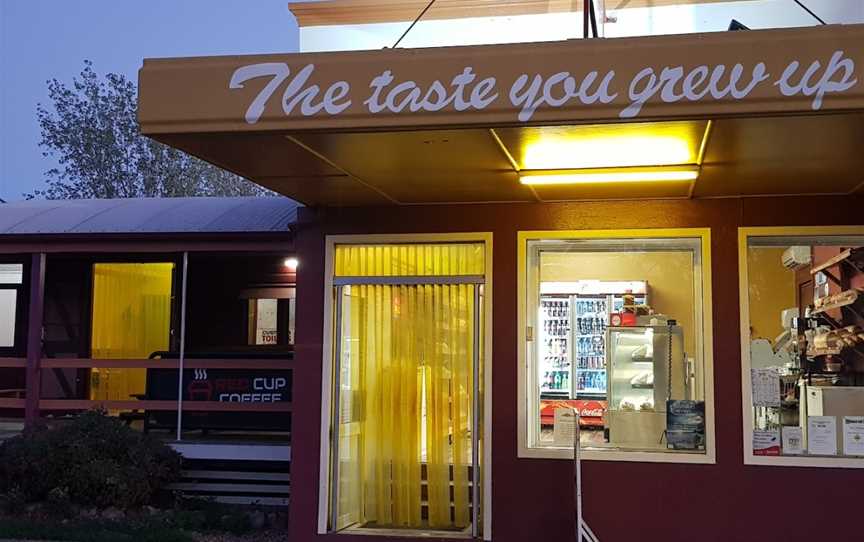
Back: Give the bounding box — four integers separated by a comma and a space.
741, 228, 864, 467
90, 263, 174, 401
322, 238, 490, 539
246, 296, 295, 346
518, 230, 714, 462
0, 263, 25, 352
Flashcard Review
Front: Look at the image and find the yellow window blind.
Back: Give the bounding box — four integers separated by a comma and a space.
334, 243, 484, 277
90, 263, 174, 401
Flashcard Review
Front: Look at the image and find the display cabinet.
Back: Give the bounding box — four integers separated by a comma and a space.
605, 325, 685, 450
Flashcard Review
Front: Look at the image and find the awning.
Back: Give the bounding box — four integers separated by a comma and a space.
138, 25, 864, 205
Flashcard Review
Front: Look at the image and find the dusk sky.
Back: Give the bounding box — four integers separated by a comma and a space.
0, 0, 302, 201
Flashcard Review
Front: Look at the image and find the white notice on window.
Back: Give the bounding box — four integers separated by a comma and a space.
843, 416, 864, 456
781, 426, 804, 455
751, 368, 781, 407
807, 416, 838, 456
553, 408, 578, 446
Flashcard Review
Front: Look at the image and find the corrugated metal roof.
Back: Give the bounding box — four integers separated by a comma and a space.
0, 197, 299, 235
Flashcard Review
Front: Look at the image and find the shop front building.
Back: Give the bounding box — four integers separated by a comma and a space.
0, 197, 297, 486
137, 2, 864, 540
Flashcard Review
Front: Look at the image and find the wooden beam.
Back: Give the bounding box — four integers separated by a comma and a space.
39, 358, 293, 370
0, 398, 26, 409
290, 0, 747, 27
0, 358, 27, 368
38, 400, 293, 412
24, 253, 46, 426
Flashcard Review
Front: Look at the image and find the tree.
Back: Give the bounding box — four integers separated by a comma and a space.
30, 61, 268, 199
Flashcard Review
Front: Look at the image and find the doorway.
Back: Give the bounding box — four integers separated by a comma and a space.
325, 242, 486, 538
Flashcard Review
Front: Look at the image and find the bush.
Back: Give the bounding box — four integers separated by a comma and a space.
0, 410, 181, 510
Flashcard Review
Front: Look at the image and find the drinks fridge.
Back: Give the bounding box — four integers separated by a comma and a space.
538, 281, 648, 401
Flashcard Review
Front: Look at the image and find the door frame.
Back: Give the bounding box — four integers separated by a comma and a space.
317, 233, 493, 540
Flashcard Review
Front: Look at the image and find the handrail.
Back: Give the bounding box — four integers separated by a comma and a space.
0, 398, 26, 408
0, 358, 27, 368
38, 400, 292, 412
40, 358, 293, 370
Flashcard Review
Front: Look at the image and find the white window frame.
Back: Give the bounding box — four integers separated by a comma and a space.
739, 226, 864, 468
517, 229, 716, 464
317, 233, 493, 539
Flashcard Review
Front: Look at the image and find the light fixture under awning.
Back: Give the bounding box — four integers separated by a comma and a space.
511, 120, 711, 171
520, 165, 700, 185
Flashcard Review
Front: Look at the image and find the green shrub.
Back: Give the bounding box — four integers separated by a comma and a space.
0, 410, 181, 510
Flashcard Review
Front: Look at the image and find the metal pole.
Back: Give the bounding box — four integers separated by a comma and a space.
573, 408, 582, 542
471, 285, 481, 538
582, 0, 590, 38
24, 253, 46, 426
329, 286, 345, 532
175, 252, 189, 441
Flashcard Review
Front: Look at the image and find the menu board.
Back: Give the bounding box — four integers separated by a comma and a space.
753, 430, 781, 456
781, 426, 804, 455
843, 416, 864, 456
807, 416, 838, 456
751, 368, 781, 407
553, 408, 578, 446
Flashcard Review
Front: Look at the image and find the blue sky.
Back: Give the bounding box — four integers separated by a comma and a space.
0, 0, 300, 201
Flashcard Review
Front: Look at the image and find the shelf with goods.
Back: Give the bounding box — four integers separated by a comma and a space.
573, 296, 609, 397
539, 296, 572, 397
802, 246, 864, 377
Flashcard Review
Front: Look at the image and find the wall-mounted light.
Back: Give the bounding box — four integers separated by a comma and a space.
284, 257, 299, 271
519, 165, 700, 186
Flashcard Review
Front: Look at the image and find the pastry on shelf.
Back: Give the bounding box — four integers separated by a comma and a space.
630, 371, 654, 388
631, 343, 653, 361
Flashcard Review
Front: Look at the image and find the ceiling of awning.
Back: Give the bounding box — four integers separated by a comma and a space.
154, 112, 864, 206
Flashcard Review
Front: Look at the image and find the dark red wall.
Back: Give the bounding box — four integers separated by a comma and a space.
290, 196, 864, 542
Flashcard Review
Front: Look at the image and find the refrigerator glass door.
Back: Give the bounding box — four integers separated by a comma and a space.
538, 296, 571, 397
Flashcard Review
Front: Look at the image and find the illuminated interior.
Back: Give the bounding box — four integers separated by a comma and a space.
512, 120, 710, 186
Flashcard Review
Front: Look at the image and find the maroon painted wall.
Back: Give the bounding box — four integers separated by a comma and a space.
290, 196, 864, 542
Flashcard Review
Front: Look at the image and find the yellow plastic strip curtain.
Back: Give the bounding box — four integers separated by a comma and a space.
334, 243, 482, 531
338, 283, 473, 530
90, 263, 173, 400
334, 243, 484, 277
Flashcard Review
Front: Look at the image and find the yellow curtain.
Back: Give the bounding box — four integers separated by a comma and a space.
90, 263, 173, 401
335, 243, 484, 277
334, 244, 482, 531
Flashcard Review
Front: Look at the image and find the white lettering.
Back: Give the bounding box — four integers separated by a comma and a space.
578, 70, 618, 105
509, 70, 618, 121
363, 66, 497, 114
682, 66, 710, 100
509, 74, 544, 122
231, 54, 855, 123
229, 63, 291, 124
621, 63, 769, 118
230, 62, 352, 122
470, 77, 499, 109
621, 67, 660, 118
387, 81, 421, 112
365, 70, 395, 113
451, 67, 477, 111
323, 81, 351, 114
776, 50, 858, 110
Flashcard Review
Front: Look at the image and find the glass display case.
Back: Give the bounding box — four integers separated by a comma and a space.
605, 325, 686, 450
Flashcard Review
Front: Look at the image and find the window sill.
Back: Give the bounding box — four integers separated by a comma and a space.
745, 453, 864, 469
519, 445, 716, 464
338, 525, 474, 539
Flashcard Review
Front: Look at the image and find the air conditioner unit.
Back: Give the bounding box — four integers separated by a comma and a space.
782, 246, 811, 270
